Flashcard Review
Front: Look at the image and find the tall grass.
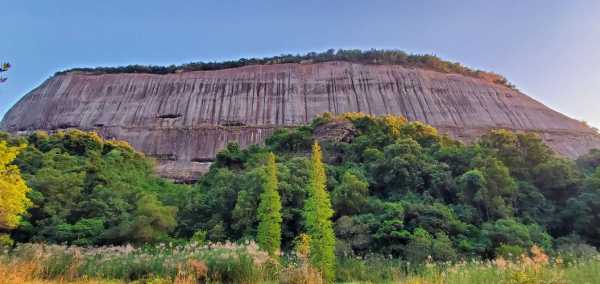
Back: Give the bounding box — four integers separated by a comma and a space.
336, 245, 600, 284
0, 241, 272, 283
2, 243, 600, 283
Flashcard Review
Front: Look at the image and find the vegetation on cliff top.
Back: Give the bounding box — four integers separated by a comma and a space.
55, 49, 516, 88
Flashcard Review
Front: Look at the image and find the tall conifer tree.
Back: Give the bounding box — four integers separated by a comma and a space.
304, 142, 336, 282
257, 152, 282, 258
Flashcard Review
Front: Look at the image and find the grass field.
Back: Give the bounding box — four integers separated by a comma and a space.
1, 243, 599, 284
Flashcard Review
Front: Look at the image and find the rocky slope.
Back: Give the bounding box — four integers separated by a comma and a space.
2, 61, 600, 181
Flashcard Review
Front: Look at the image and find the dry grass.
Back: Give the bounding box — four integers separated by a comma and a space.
0, 260, 117, 284
0, 241, 274, 284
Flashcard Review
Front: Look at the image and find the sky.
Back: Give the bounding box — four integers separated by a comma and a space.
2, 0, 599, 128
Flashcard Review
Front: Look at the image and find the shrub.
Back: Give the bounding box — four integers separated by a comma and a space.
191, 230, 208, 246
496, 244, 526, 260
0, 234, 14, 247
403, 228, 433, 264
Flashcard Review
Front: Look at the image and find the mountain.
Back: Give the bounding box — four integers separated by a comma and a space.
2, 53, 599, 182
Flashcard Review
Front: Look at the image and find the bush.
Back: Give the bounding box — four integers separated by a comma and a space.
403, 228, 433, 263
191, 230, 208, 245
0, 234, 14, 247
266, 127, 313, 153
555, 235, 599, 263
495, 244, 526, 259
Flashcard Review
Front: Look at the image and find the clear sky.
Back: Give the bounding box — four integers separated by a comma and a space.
2, 0, 599, 128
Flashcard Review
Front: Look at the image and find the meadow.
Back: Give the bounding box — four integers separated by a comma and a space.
1, 242, 599, 284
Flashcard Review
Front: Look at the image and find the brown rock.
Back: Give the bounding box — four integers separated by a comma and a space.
313, 119, 357, 144
2, 61, 599, 182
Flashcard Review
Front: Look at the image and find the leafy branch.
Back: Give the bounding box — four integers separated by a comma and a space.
0, 62, 10, 83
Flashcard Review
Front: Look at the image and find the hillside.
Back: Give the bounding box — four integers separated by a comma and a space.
2, 51, 600, 182
2, 115, 600, 283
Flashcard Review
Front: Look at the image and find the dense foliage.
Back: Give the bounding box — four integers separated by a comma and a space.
0, 130, 185, 245
172, 113, 600, 261
55, 49, 515, 88
0, 140, 31, 245
2, 113, 600, 264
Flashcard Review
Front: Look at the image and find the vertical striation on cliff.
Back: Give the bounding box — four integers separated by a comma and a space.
2, 61, 599, 181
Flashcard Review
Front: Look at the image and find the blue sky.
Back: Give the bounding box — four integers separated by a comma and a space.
2, 0, 599, 128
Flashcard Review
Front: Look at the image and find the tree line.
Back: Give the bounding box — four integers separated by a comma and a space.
54, 49, 515, 89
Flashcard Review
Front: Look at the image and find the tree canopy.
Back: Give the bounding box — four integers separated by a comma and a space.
2, 130, 184, 245
1, 113, 599, 262
0, 141, 31, 230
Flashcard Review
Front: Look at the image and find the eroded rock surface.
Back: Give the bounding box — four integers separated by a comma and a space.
2, 61, 599, 181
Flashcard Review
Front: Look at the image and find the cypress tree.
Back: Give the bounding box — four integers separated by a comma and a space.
304, 142, 336, 282
256, 152, 282, 258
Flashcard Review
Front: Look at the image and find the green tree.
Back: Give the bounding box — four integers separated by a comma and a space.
8, 130, 185, 245
515, 181, 554, 226
0, 62, 10, 83
563, 169, 600, 246
576, 149, 600, 175
277, 157, 311, 247
304, 142, 336, 282
478, 130, 553, 181
257, 153, 283, 258
403, 228, 433, 263
404, 228, 456, 263
334, 215, 373, 256
457, 157, 517, 222
331, 171, 369, 216
533, 158, 582, 205
230, 169, 263, 238
127, 193, 177, 243
432, 232, 457, 261
0, 141, 31, 244
371, 201, 409, 256
370, 138, 427, 197
482, 218, 552, 254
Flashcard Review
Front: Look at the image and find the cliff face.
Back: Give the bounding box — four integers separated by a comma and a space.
2, 61, 600, 181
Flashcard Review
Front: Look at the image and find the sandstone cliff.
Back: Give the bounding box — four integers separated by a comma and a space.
2, 61, 599, 181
